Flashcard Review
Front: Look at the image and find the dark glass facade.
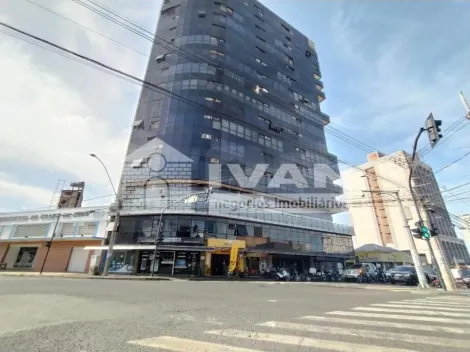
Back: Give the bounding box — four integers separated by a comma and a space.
117, 0, 353, 255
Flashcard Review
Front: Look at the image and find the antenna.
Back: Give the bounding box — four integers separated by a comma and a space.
459, 91, 470, 120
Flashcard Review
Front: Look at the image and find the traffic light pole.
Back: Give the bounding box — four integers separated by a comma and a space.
408, 128, 449, 290
362, 189, 429, 288
422, 207, 456, 290
395, 194, 429, 288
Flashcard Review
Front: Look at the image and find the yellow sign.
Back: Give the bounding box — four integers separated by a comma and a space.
207, 239, 246, 249
356, 250, 412, 263
228, 243, 239, 273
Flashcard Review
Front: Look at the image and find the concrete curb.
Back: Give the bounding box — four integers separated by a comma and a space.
0, 272, 172, 281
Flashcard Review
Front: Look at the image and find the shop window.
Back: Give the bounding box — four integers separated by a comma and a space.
177, 218, 192, 237
13, 247, 38, 269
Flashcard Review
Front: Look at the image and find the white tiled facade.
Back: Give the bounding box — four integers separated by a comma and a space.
343, 151, 470, 265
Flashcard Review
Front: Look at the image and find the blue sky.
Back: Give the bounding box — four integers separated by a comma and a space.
0, 0, 469, 232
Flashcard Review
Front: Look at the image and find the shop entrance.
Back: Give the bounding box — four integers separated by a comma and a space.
211, 254, 230, 276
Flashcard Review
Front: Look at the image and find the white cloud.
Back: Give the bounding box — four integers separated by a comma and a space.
0, 176, 54, 206
0, 39, 128, 189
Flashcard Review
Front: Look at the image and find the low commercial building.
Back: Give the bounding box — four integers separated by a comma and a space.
0, 207, 109, 273
352, 243, 413, 270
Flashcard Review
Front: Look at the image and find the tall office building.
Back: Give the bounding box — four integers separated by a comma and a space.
110, 0, 354, 276
343, 151, 470, 265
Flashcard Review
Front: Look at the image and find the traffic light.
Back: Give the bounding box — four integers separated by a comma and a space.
411, 221, 431, 240
430, 223, 439, 237
421, 226, 431, 239
425, 113, 442, 148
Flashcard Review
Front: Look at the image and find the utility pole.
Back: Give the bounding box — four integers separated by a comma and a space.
39, 213, 61, 274
362, 190, 429, 288
422, 204, 456, 290
408, 114, 455, 291
90, 153, 121, 276
459, 91, 470, 120
150, 188, 213, 277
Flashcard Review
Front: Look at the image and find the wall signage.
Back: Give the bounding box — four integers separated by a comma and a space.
0, 210, 97, 223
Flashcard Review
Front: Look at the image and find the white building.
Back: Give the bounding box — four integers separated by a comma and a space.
461, 213, 470, 254
343, 151, 470, 265
0, 206, 109, 272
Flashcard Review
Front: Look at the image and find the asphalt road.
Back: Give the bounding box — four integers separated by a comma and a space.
0, 277, 469, 352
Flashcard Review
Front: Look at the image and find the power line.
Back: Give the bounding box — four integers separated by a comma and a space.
3, 20, 466, 232
23, 0, 149, 57
69, 0, 402, 167
435, 150, 470, 173
0, 194, 115, 214
420, 116, 469, 157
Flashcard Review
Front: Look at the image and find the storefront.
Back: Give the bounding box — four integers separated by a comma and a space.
0, 207, 108, 273
85, 242, 215, 276
205, 238, 246, 276
242, 242, 353, 276
353, 244, 413, 270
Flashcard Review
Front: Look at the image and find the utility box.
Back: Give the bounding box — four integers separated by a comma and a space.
89, 254, 101, 275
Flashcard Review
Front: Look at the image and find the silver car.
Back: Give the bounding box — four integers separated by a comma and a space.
343, 263, 377, 282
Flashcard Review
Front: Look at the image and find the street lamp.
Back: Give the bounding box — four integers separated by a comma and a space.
90, 153, 121, 276
150, 187, 213, 277
361, 188, 429, 289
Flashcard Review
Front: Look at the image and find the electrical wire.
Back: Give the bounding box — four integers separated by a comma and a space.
69, 0, 401, 166
2, 20, 467, 229
435, 150, 470, 174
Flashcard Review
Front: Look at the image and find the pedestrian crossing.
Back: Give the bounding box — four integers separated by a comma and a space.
128, 295, 470, 351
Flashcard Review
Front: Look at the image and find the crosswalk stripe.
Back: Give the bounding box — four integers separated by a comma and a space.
427, 296, 470, 301
257, 321, 468, 348
128, 336, 262, 352
205, 329, 418, 352
405, 299, 467, 306
353, 306, 470, 317
327, 311, 470, 324
299, 315, 470, 334
388, 300, 468, 306
374, 303, 470, 312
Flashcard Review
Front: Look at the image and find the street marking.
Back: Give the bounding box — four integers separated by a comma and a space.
205, 329, 418, 352
427, 296, 470, 301
299, 315, 470, 334
327, 311, 470, 324
404, 299, 467, 306
128, 336, 262, 352
353, 306, 470, 318
257, 321, 468, 348
267, 300, 277, 302
374, 303, 470, 312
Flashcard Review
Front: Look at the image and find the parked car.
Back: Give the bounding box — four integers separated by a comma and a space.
451, 268, 470, 289
389, 265, 418, 285
343, 263, 377, 282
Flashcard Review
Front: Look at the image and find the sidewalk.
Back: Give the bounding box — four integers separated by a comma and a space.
0, 271, 171, 280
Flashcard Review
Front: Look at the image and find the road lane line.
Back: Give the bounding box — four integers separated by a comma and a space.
128, 336, 262, 352
353, 306, 470, 317
373, 303, 470, 312
257, 321, 468, 348
388, 300, 468, 306
327, 311, 470, 324
205, 329, 418, 352
299, 315, 470, 334
427, 296, 470, 302
403, 299, 467, 306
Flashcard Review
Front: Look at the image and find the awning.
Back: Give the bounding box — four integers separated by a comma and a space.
83, 244, 215, 252
241, 248, 351, 259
